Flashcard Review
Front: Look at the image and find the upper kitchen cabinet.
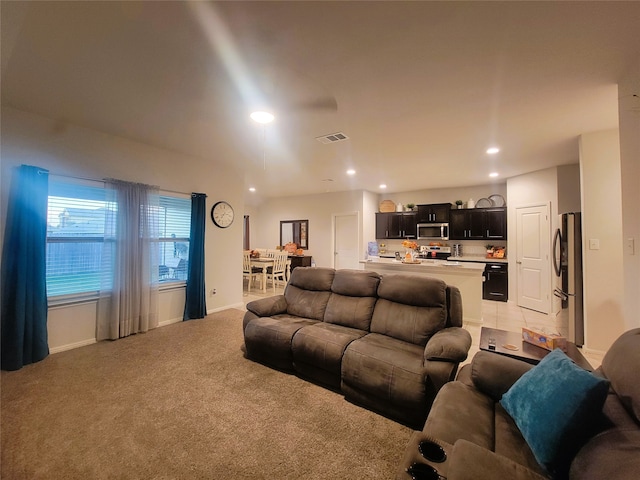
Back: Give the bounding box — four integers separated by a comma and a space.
376, 212, 417, 239
450, 209, 485, 240
484, 207, 507, 239
449, 207, 507, 240
416, 203, 452, 223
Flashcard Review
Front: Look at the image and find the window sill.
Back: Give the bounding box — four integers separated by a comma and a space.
48, 282, 186, 308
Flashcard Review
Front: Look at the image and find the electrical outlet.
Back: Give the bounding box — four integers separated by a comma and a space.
210, 288, 217, 296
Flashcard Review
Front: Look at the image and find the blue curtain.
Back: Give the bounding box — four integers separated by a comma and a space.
183, 193, 207, 320
1, 165, 49, 371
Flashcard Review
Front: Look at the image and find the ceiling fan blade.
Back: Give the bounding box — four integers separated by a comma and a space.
289, 96, 338, 112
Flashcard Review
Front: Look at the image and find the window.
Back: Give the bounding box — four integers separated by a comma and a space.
46, 179, 191, 299
158, 195, 191, 283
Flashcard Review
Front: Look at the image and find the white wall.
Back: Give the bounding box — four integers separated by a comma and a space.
507, 166, 561, 311
579, 130, 625, 352
618, 61, 640, 330
252, 190, 365, 267
1, 107, 246, 352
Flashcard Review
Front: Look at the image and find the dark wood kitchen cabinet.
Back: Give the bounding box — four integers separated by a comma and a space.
450, 209, 485, 240
450, 207, 506, 240
416, 203, 452, 223
376, 212, 417, 239
484, 208, 507, 240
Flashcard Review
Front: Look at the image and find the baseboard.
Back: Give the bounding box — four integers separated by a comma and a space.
50, 338, 97, 354
158, 316, 183, 327
580, 345, 606, 365
207, 302, 245, 314
50, 305, 245, 354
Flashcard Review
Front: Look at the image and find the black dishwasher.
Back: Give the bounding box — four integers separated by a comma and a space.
483, 263, 508, 302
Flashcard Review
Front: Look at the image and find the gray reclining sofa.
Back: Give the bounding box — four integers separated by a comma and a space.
397, 328, 640, 479
242, 267, 472, 428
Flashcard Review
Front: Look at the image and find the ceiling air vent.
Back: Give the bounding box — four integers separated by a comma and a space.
316, 132, 349, 144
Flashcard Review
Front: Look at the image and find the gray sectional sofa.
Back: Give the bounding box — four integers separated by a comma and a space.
397, 328, 640, 480
242, 267, 472, 428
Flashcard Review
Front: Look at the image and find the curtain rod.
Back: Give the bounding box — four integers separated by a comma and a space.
45, 171, 192, 197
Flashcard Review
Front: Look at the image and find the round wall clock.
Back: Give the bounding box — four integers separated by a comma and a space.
211, 201, 234, 228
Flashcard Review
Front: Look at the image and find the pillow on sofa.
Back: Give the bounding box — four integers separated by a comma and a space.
500, 348, 609, 476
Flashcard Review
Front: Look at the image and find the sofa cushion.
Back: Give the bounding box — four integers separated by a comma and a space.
284, 268, 335, 320
370, 275, 447, 345
570, 429, 640, 479
292, 322, 367, 387
342, 333, 428, 416
323, 269, 380, 330
500, 348, 610, 475
288, 266, 335, 290
424, 381, 495, 451
600, 327, 640, 423
330, 269, 381, 297
244, 315, 318, 370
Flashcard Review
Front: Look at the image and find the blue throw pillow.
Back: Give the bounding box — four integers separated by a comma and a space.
500, 348, 610, 475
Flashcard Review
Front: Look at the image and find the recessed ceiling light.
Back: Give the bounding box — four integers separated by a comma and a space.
250, 111, 275, 124
379, 184, 387, 189
346, 169, 356, 175
486, 147, 500, 155
489, 172, 499, 177
249, 187, 256, 192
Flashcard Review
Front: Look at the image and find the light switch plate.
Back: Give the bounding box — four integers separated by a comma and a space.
628, 237, 636, 255
589, 238, 600, 250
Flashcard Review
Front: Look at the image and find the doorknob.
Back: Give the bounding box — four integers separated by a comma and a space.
516, 261, 522, 264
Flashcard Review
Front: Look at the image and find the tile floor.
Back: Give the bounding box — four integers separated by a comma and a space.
241, 279, 600, 369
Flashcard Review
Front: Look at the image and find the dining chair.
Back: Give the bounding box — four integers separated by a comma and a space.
243, 251, 262, 292
266, 252, 288, 292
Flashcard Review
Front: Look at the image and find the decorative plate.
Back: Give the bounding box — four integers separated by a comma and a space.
379, 199, 396, 212
475, 197, 492, 208
489, 194, 506, 207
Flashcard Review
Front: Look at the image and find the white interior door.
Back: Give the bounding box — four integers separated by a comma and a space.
516, 204, 551, 313
334, 212, 359, 270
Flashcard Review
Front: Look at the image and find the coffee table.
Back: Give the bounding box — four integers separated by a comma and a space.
479, 327, 592, 371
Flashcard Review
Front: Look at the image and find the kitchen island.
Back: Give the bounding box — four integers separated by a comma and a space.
360, 258, 485, 325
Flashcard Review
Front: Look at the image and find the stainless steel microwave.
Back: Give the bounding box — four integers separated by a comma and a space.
417, 223, 449, 240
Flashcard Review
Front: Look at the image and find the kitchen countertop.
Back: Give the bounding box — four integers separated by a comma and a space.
361, 257, 485, 271
448, 255, 508, 264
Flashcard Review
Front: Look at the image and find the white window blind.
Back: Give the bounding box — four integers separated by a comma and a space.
46, 181, 108, 297
46, 180, 191, 298
158, 195, 191, 282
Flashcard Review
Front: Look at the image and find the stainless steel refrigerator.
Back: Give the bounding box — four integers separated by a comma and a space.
553, 212, 584, 346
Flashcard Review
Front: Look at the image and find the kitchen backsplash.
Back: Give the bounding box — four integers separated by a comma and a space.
377, 240, 506, 257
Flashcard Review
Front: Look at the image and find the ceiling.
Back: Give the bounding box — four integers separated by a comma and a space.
2, 1, 639, 205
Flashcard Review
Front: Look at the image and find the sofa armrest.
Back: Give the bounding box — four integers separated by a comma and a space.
448, 440, 547, 480
424, 327, 472, 363
246, 295, 288, 317
470, 351, 534, 401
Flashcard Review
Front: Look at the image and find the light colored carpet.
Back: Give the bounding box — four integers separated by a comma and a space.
1, 309, 411, 479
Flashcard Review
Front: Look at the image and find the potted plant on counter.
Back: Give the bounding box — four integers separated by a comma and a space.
406, 203, 415, 211
455, 200, 463, 209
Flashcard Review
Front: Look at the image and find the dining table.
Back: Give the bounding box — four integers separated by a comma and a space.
249, 257, 273, 293
249, 256, 292, 293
